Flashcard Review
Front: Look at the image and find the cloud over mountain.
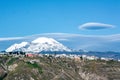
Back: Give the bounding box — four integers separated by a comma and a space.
0, 37, 23, 41
0, 33, 120, 52
79, 22, 115, 30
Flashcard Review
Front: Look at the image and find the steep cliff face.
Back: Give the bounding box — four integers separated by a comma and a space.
0, 56, 120, 80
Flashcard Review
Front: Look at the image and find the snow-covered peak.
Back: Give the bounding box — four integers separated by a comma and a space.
20, 42, 28, 46
32, 37, 58, 44
6, 42, 28, 52
6, 37, 71, 52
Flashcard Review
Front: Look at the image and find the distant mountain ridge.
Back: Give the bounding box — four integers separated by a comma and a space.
6, 37, 71, 52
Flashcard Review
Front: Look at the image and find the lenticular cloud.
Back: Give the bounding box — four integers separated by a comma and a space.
79, 22, 115, 30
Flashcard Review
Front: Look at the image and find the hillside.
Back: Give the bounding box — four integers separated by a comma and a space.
0, 54, 120, 80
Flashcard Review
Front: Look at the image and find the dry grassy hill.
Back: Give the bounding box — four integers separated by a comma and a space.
0, 55, 120, 80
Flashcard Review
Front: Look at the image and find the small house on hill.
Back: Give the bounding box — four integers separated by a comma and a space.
26, 53, 38, 57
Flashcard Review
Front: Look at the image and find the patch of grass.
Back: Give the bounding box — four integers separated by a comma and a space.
7, 58, 18, 65
26, 62, 43, 74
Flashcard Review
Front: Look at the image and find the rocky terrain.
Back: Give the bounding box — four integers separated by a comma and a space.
0, 55, 120, 80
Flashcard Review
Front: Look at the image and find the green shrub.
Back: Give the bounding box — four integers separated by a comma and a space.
26, 62, 43, 74
7, 58, 18, 65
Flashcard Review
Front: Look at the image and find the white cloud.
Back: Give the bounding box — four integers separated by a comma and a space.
1, 33, 120, 52
79, 22, 115, 30
57, 38, 70, 41
0, 37, 23, 41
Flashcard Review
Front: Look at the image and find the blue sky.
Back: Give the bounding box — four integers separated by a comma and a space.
0, 0, 120, 37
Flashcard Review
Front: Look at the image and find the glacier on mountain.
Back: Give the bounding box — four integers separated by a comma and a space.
6, 37, 71, 52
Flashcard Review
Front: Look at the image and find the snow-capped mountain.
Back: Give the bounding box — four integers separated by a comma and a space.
6, 37, 71, 52
2, 33, 120, 52
6, 42, 29, 52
